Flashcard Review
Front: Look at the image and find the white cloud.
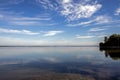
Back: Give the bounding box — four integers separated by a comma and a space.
11, 16, 51, 21
36, 0, 58, 10
0, 13, 51, 21
9, 21, 38, 26
36, 0, 102, 21
67, 15, 111, 27
62, 0, 71, 4
67, 19, 94, 27
95, 15, 111, 24
0, 28, 39, 35
0, 12, 51, 21
78, 20, 94, 25
0, 13, 55, 26
115, 7, 120, 15
76, 35, 95, 39
0, 12, 54, 27
9, 21, 56, 26
43, 31, 63, 37
12, 17, 51, 21
76, 33, 107, 39
60, 0, 102, 21
89, 27, 106, 32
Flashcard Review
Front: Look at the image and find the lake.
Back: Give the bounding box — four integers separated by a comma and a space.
0, 47, 120, 80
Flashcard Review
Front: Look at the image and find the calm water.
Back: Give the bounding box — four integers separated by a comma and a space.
0, 47, 119, 80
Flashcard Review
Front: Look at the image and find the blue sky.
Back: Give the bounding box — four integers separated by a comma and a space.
0, 0, 120, 46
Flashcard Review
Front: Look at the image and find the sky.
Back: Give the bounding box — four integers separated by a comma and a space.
0, 0, 120, 46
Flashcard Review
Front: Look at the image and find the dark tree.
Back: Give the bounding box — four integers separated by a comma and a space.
99, 34, 120, 49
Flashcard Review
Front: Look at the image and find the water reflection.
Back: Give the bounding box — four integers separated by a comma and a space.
99, 46, 120, 60
102, 49, 120, 60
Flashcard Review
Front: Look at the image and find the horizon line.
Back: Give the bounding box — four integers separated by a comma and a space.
0, 45, 98, 47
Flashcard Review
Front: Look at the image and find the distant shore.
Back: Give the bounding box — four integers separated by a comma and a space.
0, 45, 98, 47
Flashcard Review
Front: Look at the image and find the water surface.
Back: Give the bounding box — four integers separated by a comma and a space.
0, 47, 119, 80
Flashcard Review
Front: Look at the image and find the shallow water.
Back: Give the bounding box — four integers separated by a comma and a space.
0, 47, 120, 80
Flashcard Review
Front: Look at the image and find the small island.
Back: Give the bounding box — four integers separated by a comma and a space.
99, 34, 120, 50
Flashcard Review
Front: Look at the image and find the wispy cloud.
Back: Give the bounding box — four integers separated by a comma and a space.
0, 0, 24, 6
114, 7, 120, 15
9, 21, 57, 26
89, 27, 107, 32
0, 13, 51, 21
0, 28, 39, 35
76, 33, 107, 39
43, 30, 64, 37
9, 21, 39, 26
76, 35, 95, 39
94, 15, 111, 24
36, 0, 58, 10
67, 19, 94, 27
12, 16, 51, 21
0, 13, 56, 26
67, 15, 111, 27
